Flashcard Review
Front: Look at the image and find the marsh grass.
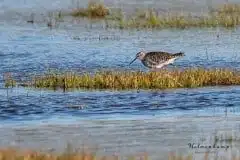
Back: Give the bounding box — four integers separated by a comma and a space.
0, 147, 98, 160
0, 147, 238, 160
71, 1, 110, 19
69, 2, 240, 29
126, 3, 240, 29
10, 68, 240, 90
3, 72, 16, 88
117, 5, 240, 29
0, 147, 149, 160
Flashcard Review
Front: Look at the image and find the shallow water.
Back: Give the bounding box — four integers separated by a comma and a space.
1, 0, 240, 159
1, 24, 240, 122
1, 86, 240, 123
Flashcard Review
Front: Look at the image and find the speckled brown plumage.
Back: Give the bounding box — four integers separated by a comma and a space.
129, 51, 185, 70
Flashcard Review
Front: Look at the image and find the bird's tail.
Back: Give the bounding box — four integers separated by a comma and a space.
172, 52, 185, 58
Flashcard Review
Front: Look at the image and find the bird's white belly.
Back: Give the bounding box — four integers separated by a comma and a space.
155, 58, 176, 69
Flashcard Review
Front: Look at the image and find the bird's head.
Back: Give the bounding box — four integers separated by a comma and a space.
129, 51, 146, 65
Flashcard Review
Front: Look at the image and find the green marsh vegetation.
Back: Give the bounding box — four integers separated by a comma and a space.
68, 2, 240, 29
3, 72, 16, 88
6, 68, 240, 90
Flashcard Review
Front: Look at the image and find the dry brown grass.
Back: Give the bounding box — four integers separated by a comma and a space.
71, 1, 110, 19
168, 152, 193, 160
0, 147, 238, 160
0, 147, 148, 160
7, 68, 240, 90
0, 147, 95, 160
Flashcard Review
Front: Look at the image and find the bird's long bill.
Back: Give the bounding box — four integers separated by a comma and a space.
129, 57, 137, 65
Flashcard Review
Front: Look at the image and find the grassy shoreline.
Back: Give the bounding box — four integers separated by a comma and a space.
29, 2, 240, 30
64, 2, 240, 29
5, 68, 240, 90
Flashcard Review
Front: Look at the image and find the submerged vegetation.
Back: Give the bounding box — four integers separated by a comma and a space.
7, 68, 240, 90
68, 2, 240, 29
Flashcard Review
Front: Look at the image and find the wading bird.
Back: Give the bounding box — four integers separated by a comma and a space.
129, 51, 185, 71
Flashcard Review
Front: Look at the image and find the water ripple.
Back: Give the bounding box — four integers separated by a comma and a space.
1, 19, 240, 123
0, 86, 239, 122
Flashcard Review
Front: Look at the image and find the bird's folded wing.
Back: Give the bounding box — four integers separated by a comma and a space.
148, 56, 168, 64
146, 58, 159, 65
